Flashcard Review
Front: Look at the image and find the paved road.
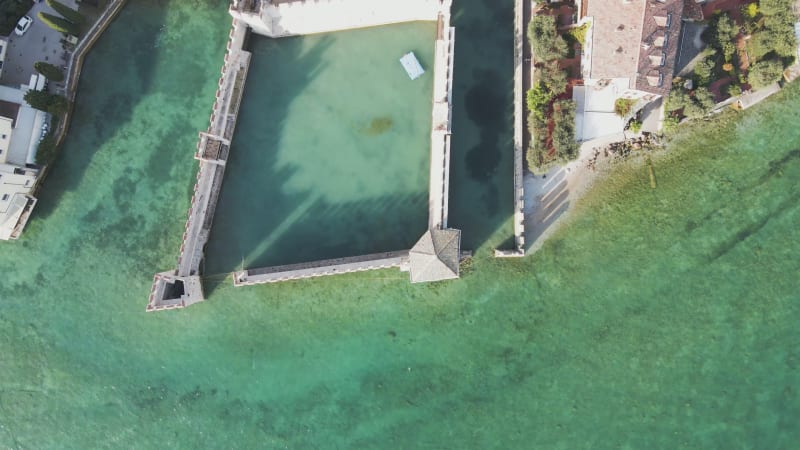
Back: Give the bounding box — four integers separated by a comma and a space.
1, 0, 80, 90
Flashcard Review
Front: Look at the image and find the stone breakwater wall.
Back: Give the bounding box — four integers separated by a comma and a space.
512, 0, 525, 253
175, 24, 250, 277
233, 251, 409, 286
231, 0, 448, 37
497, 0, 526, 258
147, 21, 251, 312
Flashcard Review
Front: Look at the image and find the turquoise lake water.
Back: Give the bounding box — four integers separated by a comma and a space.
206, 22, 435, 275
0, 0, 797, 448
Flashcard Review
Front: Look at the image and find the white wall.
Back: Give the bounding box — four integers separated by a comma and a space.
232, 0, 450, 37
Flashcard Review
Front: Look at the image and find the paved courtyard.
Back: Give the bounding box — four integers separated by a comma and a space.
0, 0, 80, 91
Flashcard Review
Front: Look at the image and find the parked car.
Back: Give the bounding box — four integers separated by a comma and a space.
14, 16, 33, 37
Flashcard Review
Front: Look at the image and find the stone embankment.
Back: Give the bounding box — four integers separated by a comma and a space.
496, 0, 526, 258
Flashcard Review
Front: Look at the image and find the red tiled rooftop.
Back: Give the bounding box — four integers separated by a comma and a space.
586, 0, 647, 80
634, 0, 684, 95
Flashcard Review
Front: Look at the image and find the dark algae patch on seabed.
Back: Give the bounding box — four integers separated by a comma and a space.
0, 0, 798, 448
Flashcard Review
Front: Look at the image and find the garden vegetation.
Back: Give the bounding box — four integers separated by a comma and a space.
665, 0, 796, 126
24, 89, 69, 115
525, 14, 578, 172
0, 0, 32, 36
38, 0, 85, 35
34, 61, 64, 82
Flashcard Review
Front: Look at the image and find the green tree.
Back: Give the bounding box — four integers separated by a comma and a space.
715, 15, 738, 42
0, 0, 33, 36
35, 128, 57, 165
748, 59, 784, 89
666, 88, 689, 112
526, 114, 549, 170
540, 61, 567, 96
743, 3, 759, 18
34, 61, 64, 82
46, 0, 84, 25
24, 89, 50, 110
693, 56, 715, 85
565, 21, 590, 46
528, 15, 567, 61
47, 94, 69, 114
758, 0, 792, 16
23, 89, 69, 115
749, 0, 796, 60
552, 100, 578, 161
38, 11, 80, 35
526, 81, 552, 121
693, 87, 716, 112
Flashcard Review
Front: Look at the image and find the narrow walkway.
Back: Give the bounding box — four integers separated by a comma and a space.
497, 0, 528, 257
233, 251, 409, 285
428, 13, 455, 230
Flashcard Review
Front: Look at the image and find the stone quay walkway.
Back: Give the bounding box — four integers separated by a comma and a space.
496, 0, 527, 258
233, 251, 409, 285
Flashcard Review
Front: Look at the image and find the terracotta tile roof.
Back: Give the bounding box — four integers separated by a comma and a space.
584, 0, 683, 96
586, 0, 647, 80
634, 0, 684, 95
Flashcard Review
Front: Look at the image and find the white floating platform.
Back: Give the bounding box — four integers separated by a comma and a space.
400, 52, 425, 80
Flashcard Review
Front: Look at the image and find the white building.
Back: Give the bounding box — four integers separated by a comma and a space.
574, 0, 684, 141
230, 0, 449, 37
0, 84, 48, 240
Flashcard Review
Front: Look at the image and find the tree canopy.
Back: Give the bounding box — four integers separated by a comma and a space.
528, 15, 567, 62
38, 11, 80, 35
24, 89, 69, 115
34, 61, 64, 82
749, 59, 784, 89
46, 0, 85, 25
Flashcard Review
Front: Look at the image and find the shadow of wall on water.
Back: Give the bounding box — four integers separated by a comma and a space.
202, 33, 430, 297
448, 0, 516, 252
32, 0, 178, 220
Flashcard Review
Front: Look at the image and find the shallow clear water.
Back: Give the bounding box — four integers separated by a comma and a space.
206, 22, 435, 274
0, 0, 798, 448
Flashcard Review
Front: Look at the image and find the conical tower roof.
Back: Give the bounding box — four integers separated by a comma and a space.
408, 229, 461, 283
